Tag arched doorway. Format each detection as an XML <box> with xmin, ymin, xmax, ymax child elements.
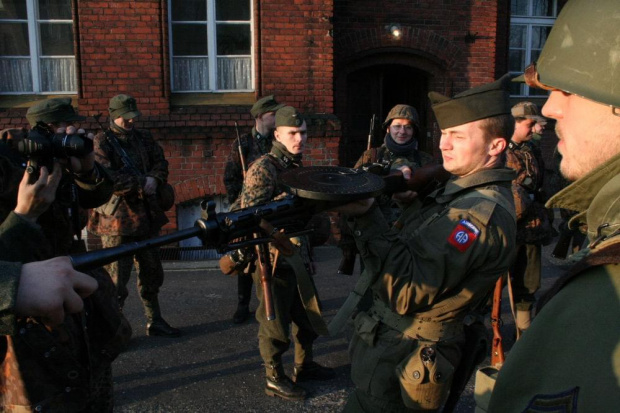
<box><xmin>341</xmin><ymin>64</ymin><xmax>431</xmax><ymax>166</ymax></box>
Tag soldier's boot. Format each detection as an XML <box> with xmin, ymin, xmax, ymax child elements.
<box><xmin>232</xmin><ymin>275</ymin><xmax>253</xmax><ymax>324</ymax></box>
<box><xmin>292</xmin><ymin>361</ymin><xmax>336</xmax><ymax>383</ymax></box>
<box><xmin>516</xmin><ymin>309</ymin><xmax>532</xmax><ymax>339</ymax></box>
<box><xmin>144</xmin><ymin>295</ymin><xmax>182</xmax><ymax>338</ymax></box>
<box><xmin>264</xmin><ymin>363</ymin><xmax>306</xmax><ymax>401</ymax></box>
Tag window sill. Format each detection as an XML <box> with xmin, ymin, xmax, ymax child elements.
<box><xmin>170</xmin><ymin>92</ymin><xmax>255</xmax><ymax>107</ymax></box>
<box><xmin>0</xmin><ymin>94</ymin><xmax>78</xmax><ymax>110</ymax></box>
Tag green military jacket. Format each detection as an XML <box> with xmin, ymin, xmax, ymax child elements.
<box><xmin>351</xmin><ymin>167</ymin><xmax>517</xmax><ymax>321</ymax></box>
<box><xmin>488</xmin><ymin>152</ymin><xmax>620</xmax><ymax>412</ymax></box>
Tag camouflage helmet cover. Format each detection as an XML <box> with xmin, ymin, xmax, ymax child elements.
<box><xmin>382</xmin><ymin>104</ymin><xmax>420</xmax><ymax>129</ymax></box>
<box><xmin>535</xmin><ymin>0</ymin><xmax>619</xmax><ymax>107</ymax></box>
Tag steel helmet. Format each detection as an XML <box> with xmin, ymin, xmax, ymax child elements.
<box><xmin>382</xmin><ymin>104</ymin><xmax>420</xmax><ymax>129</ymax></box>
<box><xmin>526</xmin><ymin>0</ymin><xmax>619</xmax><ymax>108</ymax></box>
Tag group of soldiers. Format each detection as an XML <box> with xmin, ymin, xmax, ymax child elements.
<box><xmin>0</xmin><ymin>0</ymin><xmax>618</xmax><ymax>411</ymax></box>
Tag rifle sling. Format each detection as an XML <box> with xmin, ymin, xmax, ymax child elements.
<box><xmin>282</xmin><ymin>253</ymin><xmax>329</xmax><ymax>336</ymax></box>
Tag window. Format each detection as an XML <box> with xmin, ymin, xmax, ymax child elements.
<box><xmin>510</xmin><ymin>0</ymin><xmax>558</xmax><ymax>97</ymax></box>
<box><xmin>0</xmin><ymin>0</ymin><xmax>76</xmax><ymax>94</ymax></box>
<box><xmin>169</xmin><ymin>0</ymin><xmax>253</xmax><ymax>93</ymax></box>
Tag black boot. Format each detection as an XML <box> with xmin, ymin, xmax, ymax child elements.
<box><xmin>264</xmin><ymin>364</ymin><xmax>306</xmax><ymax>401</ymax></box>
<box><xmin>147</xmin><ymin>318</ymin><xmax>182</xmax><ymax>337</ymax></box>
<box><xmin>292</xmin><ymin>361</ymin><xmax>336</xmax><ymax>383</ymax></box>
<box><xmin>233</xmin><ymin>303</ymin><xmax>251</xmax><ymax>324</ymax></box>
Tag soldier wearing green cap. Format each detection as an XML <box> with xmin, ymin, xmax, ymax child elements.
<box><xmin>488</xmin><ymin>0</ymin><xmax>620</xmax><ymax>411</ymax></box>
<box><xmin>88</xmin><ymin>94</ymin><xmax>180</xmax><ymax>338</ymax></box>
<box><xmin>506</xmin><ymin>101</ymin><xmax>555</xmax><ymax>336</ymax></box>
<box><xmin>336</xmin><ymin>75</ymin><xmax>517</xmax><ymax>412</ymax></box>
<box><xmin>222</xmin><ymin>95</ymin><xmax>284</xmax><ymax>324</ymax></box>
<box><xmin>237</xmin><ymin>106</ymin><xmax>335</xmax><ymax>401</ymax></box>
<box><xmin>0</xmin><ymin>98</ymin><xmax>129</xmax><ymax>411</ymax></box>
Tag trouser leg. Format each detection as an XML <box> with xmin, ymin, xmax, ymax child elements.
<box><xmin>101</xmin><ymin>235</ymin><xmax>134</xmax><ymax>308</ymax></box>
<box><xmin>133</xmin><ymin>240</ymin><xmax>165</xmax><ymax>322</ymax></box>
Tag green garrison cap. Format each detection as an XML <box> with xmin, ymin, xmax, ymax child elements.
<box><xmin>26</xmin><ymin>98</ymin><xmax>86</xmax><ymax>127</ymax></box>
<box><xmin>535</xmin><ymin>0</ymin><xmax>619</xmax><ymax>107</ymax></box>
<box><xmin>109</xmin><ymin>94</ymin><xmax>142</xmax><ymax>120</ymax></box>
<box><xmin>250</xmin><ymin>95</ymin><xmax>285</xmax><ymax>118</ymax></box>
<box><xmin>382</xmin><ymin>104</ymin><xmax>420</xmax><ymax>129</ymax></box>
<box><xmin>275</xmin><ymin>106</ymin><xmax>305</xmax><ymax>128</ymax></box>
<box><xmin>429</xmin><ymin>74</ymin><xmax>512</xmax><ymax>129</ymax></box>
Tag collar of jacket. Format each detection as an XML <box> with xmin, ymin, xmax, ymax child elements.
<box><xmin>252</xmin><ymin>127</ymin><xmax>273</xmax><ymax>154</ymax></box>
<box><xmin>270</xmin><ymin>140</ymin><xmax>302</xmax><ymax>169</ymax></box>
<box><xmin>547</xmin><ymin>151</ymin><xmax>620</xmax><ymax>241</ymax></box>
<box><xmin>109</xmin><ymin>122</ymin><xmax>134</xmax><ymax>141</ymax></box>
<box><xmin>432</xmin><ymin>167</ymin><xmax>516</xmax><ymax>204</ymax></box>
<box><xmin>508</xmin><ymin>140</ymin><xmax>529</xmax><ymax>151</ymax></box>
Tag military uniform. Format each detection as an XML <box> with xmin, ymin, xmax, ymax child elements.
<box><xmin>0</xmin><ymin>98</ymin><xmax>130</xmax><ymax>412</ymax></box>
<box><xmin>506</xmin><ymin>139</ymin><xmax>553</xmax><ymax>315</ymax></box>
<box><xmin>239</xmin><ymin>106</ymin><xmax>333</xmax><ymax>400</ymax></box>
<box><xmin>487</xmin><ymin>1</ymin><xmax>619</xmax><ymax>410</ymax></box>
<box><xmin>488</xmin><ymin>152</ymin><xmax>620</xmax><ymax>412</ymax></box>
<box><xmin>88</xmin><ymin>94</ymin><xmax>178</xmax><ymax>337</ymax></box>
<box><xmin>223</xmin><ymin>95</ymin><xmax>284</xmax><ymax>324</ymax></box>
<box><xmin>343</xmin><ymin>76</ymin><xmax>517</xmax><ymax>412</ymax></box>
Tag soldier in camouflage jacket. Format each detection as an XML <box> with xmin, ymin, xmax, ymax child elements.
<box><xmin>238</xmin><ymin>106</ymin><xmax>335</xmax><ymax>401</ymax></box>
<box><xmin>88</xmin><ymin>94</ymin><xmax>180</xmax><ymax>338</ymax></box>
<box><xmin>223</xmin><ymin>95</ymin><xmax>283</xmax><ymax>324</ymax></box>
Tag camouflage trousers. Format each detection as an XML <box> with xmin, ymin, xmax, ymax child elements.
<box><xmin>252</xmin><ymin>266</ymin><xmax>317</xmax><ymax>376</ymax></box>
<box><xmin>101</xmin><ymin>234</ymin><xmax>164</xmax><ymax>321</ymax></box>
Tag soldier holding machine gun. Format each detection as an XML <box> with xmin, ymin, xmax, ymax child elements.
<box><xmin>88</xmin><ymin>94</ymin><xmax>180</xmax><ymax>338</ymax></box>
<box><xmin>222</xmin><ymin>95</ymin><xmax>284</xmax><ymax>324</ymax></box>
<box><xmin>237</xmin><ymin>106</ymin><xmax>335</xmax><ymax>401</ymax></box>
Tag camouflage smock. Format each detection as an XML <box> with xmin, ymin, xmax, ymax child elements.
<box><xmin>223</xmin><ymin>127</ymin><xmax>274</xmax><ymax>204</ymax></box>
<box><xmin>88</xmin><ymin>124</ymin><xmax>169</xmax><ymax>237</ymax></box>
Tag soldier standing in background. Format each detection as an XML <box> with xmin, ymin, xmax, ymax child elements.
<box><xmin>223</xmin><ymin>95</ymin><xmax>284</xmax><ymax>324</ymax></box>
<box><xmin>506</xmin><ymin>102</ymin><xmax>555</xmax><ymax>335</ymax></box>
<box><xmin>88</xmin><ymin>94</ymin><xmax>180</xmax><ymax>338</ymax></box>
<box><xmin>338</xmin><ymin>104</ymin><xmax>434</xmax><ymax>275</ymax></box>
<box><xmin>489</xmin><ymin>0</ymin><xmax>620</xmax><ymax>410</ymax></box>
<box><xmin>337</xmin><ymin>76</ymin><xmax>517</xmax><ymax>412</ymax></box>
<box><xmin>239</xmin><ymin>106</ymin><xmax>335</xmax><ymax>401</ymax></box>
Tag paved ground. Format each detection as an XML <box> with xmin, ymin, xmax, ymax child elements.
<box><xmin>112</xmin><ymin>244</ymin><xmax>567</xmax><ymax>412</ymax></box>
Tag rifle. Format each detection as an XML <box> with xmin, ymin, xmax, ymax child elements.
<box><xmin>234</xmin><ymin>121</ymin><xmax>276</xmax><ymax>321</ymax></box>
<box><xmin>366</xmin><ymin>114</ymin><xmax>376</xmax><ymax>151</ymax></box>
<box><xmin>490</xmin><ymin>277</ymin><xmax>505</xmax><ymax>367</ymax></box>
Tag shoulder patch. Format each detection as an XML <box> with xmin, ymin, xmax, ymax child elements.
<box><xmin>523</xmin><ymin>386</ymin><xmax>579</xmax><ymax>412</ymax></box>
<box><xmin>448</xmin><ymin>219</ymin><xmax>480</xmax><ymax>252</ymax></box>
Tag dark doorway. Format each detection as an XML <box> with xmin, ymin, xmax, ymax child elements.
<box><xmin>343</xmin><ymin>64</ymin><xmax>430</xmax><ymax>166</ymax></box>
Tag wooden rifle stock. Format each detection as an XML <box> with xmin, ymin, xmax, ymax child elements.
<box><xmin>490</xmin><ymin>277</ymin><xmax>505</xmax><ymax>367</ymax></box>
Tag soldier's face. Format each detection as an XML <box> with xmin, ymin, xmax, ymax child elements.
<box><xmin>512</xmin><ymin>118</ymin><xmax>536</xmax><ymax>143</ymax></box>
<box><xmin>114</xmin><ymin>116</ymin><xmax>135</xmax><ymax>130</ymax></box>
<box><xmin>439</xmin><ymin>120</ymin><xmax>504</xmax><ymax>177</ymax></box>
<box><xmin>258</xmin><ymin>111</ymin><xmax>277</xmax><ymax>131</ymax></box>
<box><xmin>543</xmin><ymin>91</ymin><xmax>620</xmax><ymax>181</ymax></box>
<box><xmin>388</xmin><ymin>119</ymin><xmax>415</xmax><ymax>144</ymax></box>
<box><xmin>274</xmin><ymin>122</ymin><xmax>308</xmax><ymax>155</ymax></box>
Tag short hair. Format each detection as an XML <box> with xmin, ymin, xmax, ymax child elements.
<box><xmin>479</xmin><ymin>114</ymin><xmax>514</xmax><ymax>144</ymax></box>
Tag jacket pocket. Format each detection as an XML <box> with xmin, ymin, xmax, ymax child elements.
<box><xmin>396</xmin><ymin>342</ymin><xmax>457</xmax><ymax>410</ymax></box>
<box><xmin>348</xmin><ymin>311</ymin><xmax>380</xmax><ymax>391</ymax></box>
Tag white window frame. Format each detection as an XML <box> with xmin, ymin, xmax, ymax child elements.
<box><xmin>0</xmin><ymin>0</ymin><xmax>76</xmax><ymax>94</ymax></box>
<box><xmin>168</xmin><ymin>0</ymin><xmax>254</xmax><ymax>93</ymax></box>
<box><xmin>510</xmin><ymin>0</ymin><xmax>558</xmax><ymax>97</ymax></box>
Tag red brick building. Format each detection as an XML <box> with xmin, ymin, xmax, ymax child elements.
<box><xmin>0</xmin><ymin>0</ymin><xmax>565</xmax><ymax>241</ymax></box>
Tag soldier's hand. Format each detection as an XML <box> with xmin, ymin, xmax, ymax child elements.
<box><xmin>14</xmin><ymin>162</ymin><xmax>62</xmax><ymax>223</ymax></box>
<box><xmin>392</xmin><ymin>165</ymin><xmax>418</xmax><ymax>205</ymax></box>
<box><xmin>61</xmin><ymin>126</ymin><xmax>96</xmax><ymax>174</ymax></box>
<box><xmin>17</xmin><ymin>256</ymin><xmax>98</xmax><ymax>327</ymax></box>
<box><xmin>143</xmin><ymin>176</ymin><xmax>158</xmax><ymax>196</ymax></box>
